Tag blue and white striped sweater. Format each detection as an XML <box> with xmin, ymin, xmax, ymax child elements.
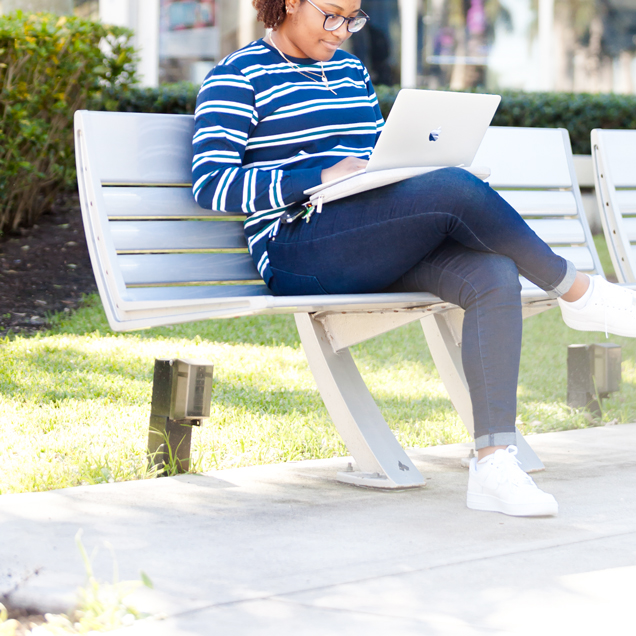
<box><xmin>192</xmin><ymin>39</ymin><xmax>384</xmax><ymax>285</ymax></box>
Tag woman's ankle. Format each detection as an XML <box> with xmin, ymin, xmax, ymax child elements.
<box><xmin>477</xmin><ymin>445</ymin><xmax>507</xmax><ymax>461</ymax></box>
<box><xmin>560</xmin><ymin>272</ymin><xmax>590</xmax><ymax>303</ymax></box>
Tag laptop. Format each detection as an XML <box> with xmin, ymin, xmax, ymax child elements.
<box><xmin>305</xmin><ymin>88</ymin><xmax>501</xmax><ymax>198</ymax></box>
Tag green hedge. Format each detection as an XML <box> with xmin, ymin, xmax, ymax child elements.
<box><xmin>98</xmin><ymin>82</ymin><xmax>636</xmax><ymax>156</ymax></box>
<box><xmin>491</xmin><ymin>90</ymin><xmax>636</xmax><ymax>156</ymax></box>
<box><xmin>495</xmin><ymin>92</ymin><xmax>636</xmax><ymax>155</ymax></box>
<box><xmin>376</xmin><ymin>86</ymin><xmax>636</xmax><ymax>156</ymax></box>
<box><xmin>0</xmin><ymin>11</ymin><xmax>136</xmax><ymax>232</ymax></box>
<box><xmin>97</xmin><ymin>82</ymin><xmax>198</xmax><ymax>115</ymax></box>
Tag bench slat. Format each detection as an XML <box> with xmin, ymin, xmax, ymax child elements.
<box><xmin>109</xmin><ymin>218</ymin><xmax>584</xmax><ymax>253</ymax></box>
<box><xmin>525</xmin><ymin>219</ymin><xmax>585</xmax><ymax>244</ymax></box>
<box><xmin>87</xmin><ymin>112</ymin><xmax>194</xmax><ymax>185</ymax></box>
<box><xmin>103</xmin><ymin>186</ymin><xmax>234</xmax><ymax>219</ymax></box>
<box><xmin>119</xmin><ymin>253</ymin><xmax>260</xmax><ymax>285</ymax></box>
<box><xmin>126</xmin><ymin>278</ymin><xmax>569</xmax><ymax>299</ymax></box>
<box><xmin>616</xmin><ymin>190</ymin><xmax>636</xmax><ymax>215</ymax></box>
<box><xmin>622</xmin><ymin>217</ymin><xmax>636</xmax><ymax>242</ymax></box>
<box><xmin>551</xmin><ymin>246</ymin><xmax>594</xmax><ymax>271</ymax></box>
<box><xmin>475</xmin><ymin>127</ymin><xmax>572</xmax><ymax>188</ymax></box>
<box><xmin>595</xmin><ymin>130</ymin><xmax>636</xmax><ymax>187</ymax></box>
<box><xmin>105</xmin><ymin>185</ymin><xmax>581</xmax><ymax>220</ymax></box>
<box><xmin>111</xmin><ymin>220</ymin><xmax>247</xmax><ymax>252</ymax></box>
<box><xmin>496</xmin><ymin>190</ymin><xmax>578</xmax><ymax>216</ymax></box>
<box><xmin>123</xmin><ymin>284</ymin><xmax>270</xmax><ymax>302</ymax></box>
<box><xmin>116</xmin><ymin>246</ymin><xmax>593</xmax><ymax>288</ymax></box>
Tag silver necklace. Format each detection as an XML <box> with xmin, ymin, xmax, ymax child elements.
<box><xmin>268</xmin><ymin>33</ymin><xmax>336</xmax><ymax>94</ymax></box>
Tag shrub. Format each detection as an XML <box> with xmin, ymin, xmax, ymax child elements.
<box><xmin>0</xmin><ymin>11</ymin><xmax>137</xmax><ymax>232</ymax></box>
<box><xmin>97</xmin><ymin>81</ymin><xmax>198</xmax><ymax>115</ymax></box>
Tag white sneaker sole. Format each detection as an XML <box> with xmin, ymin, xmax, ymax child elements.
<box><xmin>467</xmin><ymin>493</ymin><xmax>558</xmax><ymax>517</ymax></box>
<box><xmin>561</xmin><ymin>313</ymin><xmax>636</xmax><ymax>338</ymax></box>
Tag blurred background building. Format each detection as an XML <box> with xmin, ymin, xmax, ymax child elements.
<box><xmin>72</xmin><ymin>0</ymin><xmax>265</xmax><ymax>86</ymax></box>
<box><xmin>2</xmin><ymin>0</ymin><xmax>635</xmax><ymax>93</ymax></box>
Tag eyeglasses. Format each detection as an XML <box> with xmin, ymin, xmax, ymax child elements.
<box><xmin>305</xmin><ymin>0</ymin><xmax>370</xmax><ymax>33</ymax></box>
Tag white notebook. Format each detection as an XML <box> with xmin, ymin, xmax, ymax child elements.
<box><xmin>304</xmin><ymin>88</ymin><xmax>500</xmax><ymax>206</ymax></box>
<box><xmin>306</xmin><ymin>165</ymin><xmax>490</xmax><ymax>206</ymax></box>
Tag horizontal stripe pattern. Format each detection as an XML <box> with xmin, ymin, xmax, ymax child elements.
<box><xmin>192</xmin><ymin>39</ymin><xmax>384</xmax><ymax>286</ymax></box>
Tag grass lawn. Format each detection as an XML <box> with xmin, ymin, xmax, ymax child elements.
<box><xmin>2</xmin><ymin>236</ymin><xmax>635</xmax><ymax>495</ymax></box>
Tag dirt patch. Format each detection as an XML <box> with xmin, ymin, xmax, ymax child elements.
<box><xmin>1</xmin><ymin>601</ymin><xmax>46</xmax><ymax>635</ymax></box>
<box><xmin>0</xmin><ymin>194</ymin><xmax>97</xmax><ymax>337</ymax></box>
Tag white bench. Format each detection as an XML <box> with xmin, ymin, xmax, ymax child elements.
<box><xmin>591</xmin><ymin>129</ymin><xmax>636</xmax><ymax>283</ymax></box>
<box><xmin>74</xmin><ymin>111</ymin><xmax>603</xmax><ymax>488</ymax></box>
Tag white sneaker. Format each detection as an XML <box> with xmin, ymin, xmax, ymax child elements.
<box><xmin>467</xmin><ymin>446</ymin><xmax>558</xmax><ymax>517</ymax></box>
<box><xmin>558</xmin><ymin>275</ymin><xmax>636</xmax><ymax>337</ymax></box>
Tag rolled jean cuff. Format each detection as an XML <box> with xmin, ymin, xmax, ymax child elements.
<box><xmin>474</xmin><ymin>431</ymin><xmax>518</xmax><ymax>450</ymax></box>
<box><xmin>547</xmin><ymin>259</ymin><xmax>577</xmax><ymax>299</ymax></box>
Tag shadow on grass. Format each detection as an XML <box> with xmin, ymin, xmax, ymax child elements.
<box><xmin>49</xmin><ymin>295</ymin><xmax>304</xmax><ymax>348</ymax></box>
<box><xmin>49</xmin><ymin>295</ymin><xmax>442</xmax><ymax>371</ymax></box>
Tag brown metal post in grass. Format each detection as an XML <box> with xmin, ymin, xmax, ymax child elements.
<box><xmin>567</xmin><ymin>344</ymin><xmax>621</xmax><ymax>418</ymax></box>
<box><xmin>147</xmin><ymin>358</ymin><xmax>214</xmax><ymax>474</ymax></box>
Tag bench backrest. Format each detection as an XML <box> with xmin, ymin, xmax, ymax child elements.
<box><xmin>474</xmin><ymin>126</ymin><xmax>602</xmax><ymax>288</ymax></box>
<box><xmin>591</xmin><ymin>129</ymin><xmax>636</xmax><ymax>283</ymax></box>
<box><xmin>75</xmin><ymin>111</ymin><xmax>267</xmax><ymax>302</ymax></box>
<box><xmin>75</xmin><ymin>111</ymin><xmax>602</xmax><ymax>330</ymax></box>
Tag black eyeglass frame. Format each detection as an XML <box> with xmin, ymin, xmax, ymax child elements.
<box><xmin>305</xmin><ymin>0</ymin><xmax>370</xmax><ymax>33</ymax></box>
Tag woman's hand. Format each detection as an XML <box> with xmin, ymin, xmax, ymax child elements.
<box><xmin>321</xmin><ymin>157</ymin><xmax>369</xmax><ymax>184</ymax></box>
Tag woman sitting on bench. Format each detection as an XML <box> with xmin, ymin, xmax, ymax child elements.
<box><xmin>192</xmin><ymin>0</ymin><xmax>636</xmax><ymax>517</ymax></box>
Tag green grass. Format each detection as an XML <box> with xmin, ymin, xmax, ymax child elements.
<box><xmin>2</xmin><ymin>235</ymin><xmax>635</xmax><ymax>495</ymax></box>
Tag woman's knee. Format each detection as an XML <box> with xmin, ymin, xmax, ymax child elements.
<box><xmin>411</xmin><ymin>166</ymin><xmax>485</xmax><ymax>193</ymax></box>
<box><xmin>458</xmin><ymin>254</ymin><xmax>521</xmax><ymax>307</ymax></box>
<box><xmin>478</xmin><ymin>255</ymin><xmax>521</xmax><ymax>293</ymax></box>
<box><xmin>416</xmin><ymin>167</ymin><xmax>493</xmax><ymax>214</ymax></box>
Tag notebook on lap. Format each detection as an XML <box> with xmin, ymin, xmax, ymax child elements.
<box><xmin>304</xmin><ymin>88</ymin><xmax>501</xmax><ymax>205</ymax></box>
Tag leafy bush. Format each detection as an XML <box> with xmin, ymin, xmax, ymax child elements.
<box><xmin>97</xmin><ymin>81</ymin><xmax>198</xmax><ymax>115</ymax></box>
<box><xmin>0</xmin><ymin>11</ymin><xmax>137</xmax><ymax>232</ymax></box>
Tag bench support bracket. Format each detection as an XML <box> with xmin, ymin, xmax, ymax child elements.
<box><xmin>295</xmin><ymin>312</ymin><xmax>425</xmax><ymax>489</ymax></box>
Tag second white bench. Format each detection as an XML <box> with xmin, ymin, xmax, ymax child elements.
<box><xmin>591</xmin><ymin>128</ymin><xmax>636</xmax><ymax>283</ymax></box>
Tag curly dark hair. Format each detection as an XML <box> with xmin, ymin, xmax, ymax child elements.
<box><xmin>253</xmin><ymin>0</ymin><xmax>300</xmax><ymax>29</ymax></box>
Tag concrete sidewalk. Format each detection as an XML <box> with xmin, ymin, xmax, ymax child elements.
<box><xmin>2</xmin><ymin>424</ymin><xmax>636</xmax><ymax>635</ymax></box>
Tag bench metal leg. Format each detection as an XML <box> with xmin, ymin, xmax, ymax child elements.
<box><xmin>295</xmin><ymin>312</ymin><xmax>425</xmax><ymax>489</ymax></box>
<box><xmin>420</xmin><ymin>310</ymin><xmax>544</xmax><ymax>473</ymax></box>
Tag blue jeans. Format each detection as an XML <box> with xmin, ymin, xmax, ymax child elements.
<box><xmin>266</xmin><ymin>168</ymin><xmax>576</xmax><ymax>448</ymax></box>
